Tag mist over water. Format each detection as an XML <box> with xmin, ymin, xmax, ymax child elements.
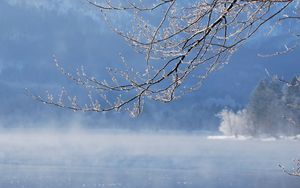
<box><xmin>0</xmin><ymin>0</ymin><xmax>299</xmax><ymax>187</ymax></box>
<box><xmin>0</xmin><ymin>129</ymin><xmax>299</xmax><ymax>188</ymax></box>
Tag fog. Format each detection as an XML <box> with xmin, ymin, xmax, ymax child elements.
<box><xmin>0</xmin><ymin>129</ymin><xmax>299</xmax><ymax>188</ymax></box>
<box><xmin>0</xmin><ymin>1</ymin><xmax>300</xmax><ymax>187</ymax></box>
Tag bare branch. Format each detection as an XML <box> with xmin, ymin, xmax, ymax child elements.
<box><xmin>30</xmin><ymin>0</ymin><xmax>296</xmax><ymax>116</ymax></box>
<box><xmin>279</xmin><ymin>159</ymin><xmax>300</xmax><ymax>177</ymax></box>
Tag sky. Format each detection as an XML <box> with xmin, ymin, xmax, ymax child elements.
<box><xmin>0</xmin><ymin>0</ymin><xmax>299</xmax><ymax>131</ymax></box>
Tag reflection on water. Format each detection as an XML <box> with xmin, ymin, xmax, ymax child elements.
<box><xmin>0</xmin><ymin>130</ymin><xmax>299</xmax><ymax>188</ymax></box>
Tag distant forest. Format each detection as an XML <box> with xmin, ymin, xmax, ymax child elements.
<box><xmin>219</xmin><ymin>76</ymin><xmax>300</xmax><ymax>137</ymax></box>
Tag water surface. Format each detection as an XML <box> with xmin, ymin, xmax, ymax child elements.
<box><xmin>0</xmin><ymin>131</ymin><xmax>299</xmax><ymax>188</ymax></box>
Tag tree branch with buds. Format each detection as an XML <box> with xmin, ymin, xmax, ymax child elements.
<box><xmin>29</xmin><ymin>0</ymin><xmax>295</xmax><ymax>117</ymax></box>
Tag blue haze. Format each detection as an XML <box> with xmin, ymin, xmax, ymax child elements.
<box><xmin>0</xmin><ymin>0</ymin><xmax>299</xmax><ymax>130</ymax></box>
<box><xmin>0</xmin><ymin>1</ymin><xmax>300</xmax><ymax>188</ymax></box>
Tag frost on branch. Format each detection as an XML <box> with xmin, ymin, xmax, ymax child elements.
<box><xmin>258</xmin><ymin>1</ymin><xmax>300</xmax><ymax>57</ymax></box>
<box><xmin>279</xmin><ymin>159</ymin><xmax>300</xmax><ymax>177</ymax></box>
<box><xmin>30</xmin><ymin>0</ymin><xmax>294</xmax><ymax>116</ymax></box>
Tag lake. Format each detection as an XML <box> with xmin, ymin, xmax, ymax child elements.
<box><xmin>0</xmin><ymin>130</ymin><xmax>299</xmax><ymax>188</ymax></box>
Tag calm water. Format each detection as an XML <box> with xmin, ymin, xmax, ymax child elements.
<box><xmin>0</xmin><ymin>131</ymin><xmax>299</xmax><ymax>188</ymax></box>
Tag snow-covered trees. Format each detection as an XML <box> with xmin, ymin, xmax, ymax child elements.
<box><xmin>247</xmin><ymin>78</ymin><xmax>287</xmax><ymax>135</ymax></box>
<box><xmin>29</xmin><ymin>0</ymin><xmax>296</xmax><ymax>116</ymax></box>
<box><xmin>284</xmin><ymin>77</ymin><xmax>300</xmax><ymax>125</ymax></box>
<box><xmin>218</xmin><ymin>109</ymin><xmax>253</xmax><ymax>136</ymax></box>
<box><xmin>219</xmin><ymin>76</ymin><xmax>300</xmax><ymax>137</ymax></box>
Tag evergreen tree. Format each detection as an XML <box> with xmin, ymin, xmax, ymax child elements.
<box><xmin>246</xmin><ymin>78</ymin><xmax>285</xmax><ymax>136</ymax></box>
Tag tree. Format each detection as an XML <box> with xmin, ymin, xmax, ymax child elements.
<box><xmin>278</xmin><ymin>76</ymin><xmax>300</xmax><ymax>178</ymax></box>
<box><xmin>246</xmin><ymin>78</ymin><xmax>286</xmax><ymax>136</ymax></box>
<box><xmin>218</xmin><ymin>76</ymin><xmax>300</xmax><ymax>137</ymax></box>
<box><xmin>283</xmin><ymin>76</ymin><xmax>300</xmax><ymax>125</ymax></box>
<box><xmin>28</xmin><ymin>0</ymin><xmax>295</xmax><ymax>117</ymax></box>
